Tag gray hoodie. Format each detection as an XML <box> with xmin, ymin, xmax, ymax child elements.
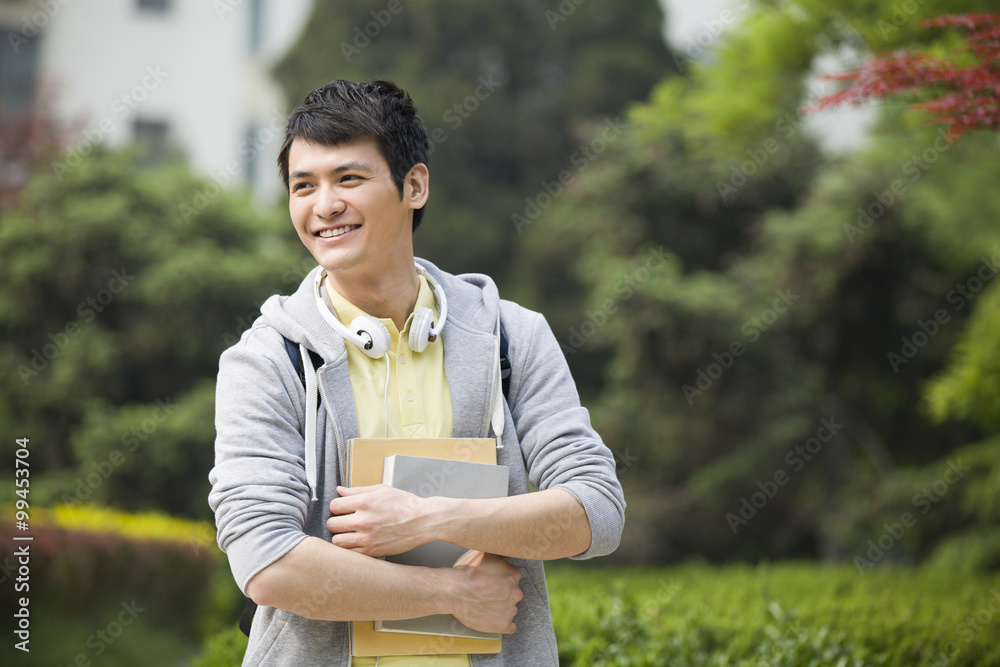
<box><xmin>209</xmin><ymin>258</ymin><xmax>625</xmax><ymax>666</ymax></box>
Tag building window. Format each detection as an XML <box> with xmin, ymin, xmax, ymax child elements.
<box><xmin>0</xmin><ymin>26</ymin><xmax>41</xmax><ymax>114</ymax></box>
<box><xmin>133</xmin><ymin>119</ymin><xmax>170</xmax><ymax>164</ymax></box>
<box><xmin>242</xmin><ymin>125</ymin><xmax>258</xmax><ymax>187</ymax></box>
<box><xmin>249</xmin><ymin>0</ymin><xmax>264</xmax><ymax>54</ymax></box>
<box><xmin>136</xmin><ymin>0</ymin><xmax>171</xmax><ymax>13</ymax></box>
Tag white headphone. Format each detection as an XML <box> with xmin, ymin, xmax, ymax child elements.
<box><xmin>313</xmin><ymin>264</ymin><xmax>448</xmax><ymax>358</ymax></box>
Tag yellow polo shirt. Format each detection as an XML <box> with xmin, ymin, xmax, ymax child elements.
<box><xmin>326</xmin><ymin>274</ymin><xmax>468</xmax><ymax>667</ymax></box>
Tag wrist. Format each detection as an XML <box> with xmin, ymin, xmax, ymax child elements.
<box><xmin>428</xmin><ymin>564</ymin><xmax>465</xmax><ymax>616</ymax></box>
<box><xmin>425</xmin><ymin>495</ymin><xmax>457</xmax><ymax>544</ymax></box>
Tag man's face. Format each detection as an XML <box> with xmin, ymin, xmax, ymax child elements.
<box><xmin>287</xmin><ymin>137</ymin><xmax>426</xmax><ymax>278</ymax></box>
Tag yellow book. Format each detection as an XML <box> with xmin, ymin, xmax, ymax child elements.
<box><xmin>346</xmin><ymin>438</ymin><xmax>504</xmax><ymax>658</ymax></box>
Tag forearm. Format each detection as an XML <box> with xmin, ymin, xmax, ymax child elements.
<box><xmin>430</xmin><ymin>488</ymin><xmax>591</xmax><ymax>560</ymax></box>
<box><xmin>246</xmin><ymin>536</ymin><xmax>454</xmax><ymax>621</ymax></box>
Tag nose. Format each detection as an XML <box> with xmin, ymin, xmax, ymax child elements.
<box><xmin>315</xmin><ymin>185</ymin><xmax>346</xmax><ymax>218</ymax></box>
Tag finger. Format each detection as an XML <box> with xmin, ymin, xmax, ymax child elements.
<box><xmin>336</xmin><ymin>484</ymin><xmax>383</xmax><ymax>496</ymax></box>
<box><xmin>327</xmin><ymin>516</ymin><xmax>358</xmax><ymax>534</ymax></box>
<box><xmin>453</xmin><ymin>549</ymin><xmax>484</xmax><ymax>567</ymax></box>
<box><xmin>328</xmin><ymin>499</ymin><xmax>358</xmax><ymax>515</ymax></box>
<box><xmin>329</xmin><ymin>532</ymin><xmax>359</xmax><ymax>549</ymax></box>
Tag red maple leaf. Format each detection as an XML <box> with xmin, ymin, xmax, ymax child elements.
<box><xmin>812</xmin><ymin>13</ymin><xmax>1000</xmax><ymax>138</ymax></box>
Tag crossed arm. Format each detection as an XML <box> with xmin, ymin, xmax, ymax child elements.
<box><xmin>245</xmin><ymin>486</ymin><xmax>591</xmax><ymax>633</ymax></box>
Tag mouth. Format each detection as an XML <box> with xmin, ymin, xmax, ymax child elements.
<box><xmin>315</xmin><ymin>224</ymin><xmax>361</xmax><ymax>239</ymax></box>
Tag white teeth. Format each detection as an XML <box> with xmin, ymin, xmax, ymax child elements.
<box><xmin>318</xmin><ymin>226</ymin><xmax>356</xmax><ymax>238</ymax></box>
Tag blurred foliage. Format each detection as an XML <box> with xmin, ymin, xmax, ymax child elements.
<box><xmin>508</xmin><ymin>0</ymin><xmax>1000</xmax><ymax>566</ymax></box>
<box><xmin>273</xmin><ymin>0</ymin><xmax>678</xmax><ymax>283</ymax></box>
<box><xmin>191</xmin><ymin>625</ymin><xmax>249</xmax><ymax>667</ymax></box>
<box><xmin>926</xmin><ymin>282</ymin><xmax>1000</xmax><ymax>430</ymax></box>
<box><xmin>0</xmin><ymin>504</ymin><xmax>241</xmax><ymax>666</ymax></box>
<box><xmin>0</xmin><ymin>147</ymin><xmax>307</xmax><ymax>517</ymax></box>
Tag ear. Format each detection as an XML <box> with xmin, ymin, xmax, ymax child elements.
<box><xmin>403</xmin><ymin>163</ymin><xmax>430</xmax><ymax>210</ymax></box>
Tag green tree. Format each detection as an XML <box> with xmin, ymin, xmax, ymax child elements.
<box><xmin>0</xmin><ymin>147</ymin><xmax>306</xmax><ymax>517</ymax></box>
<box><xmin>511</xmin><ymin>0</ymin><xmax>1000</xmax><ymax>564</ymax></box>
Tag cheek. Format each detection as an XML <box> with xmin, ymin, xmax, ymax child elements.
<box><xmin>289</xmin><ymin>204</ymin><xmax>308</xmax><ymax>231</ymax></box>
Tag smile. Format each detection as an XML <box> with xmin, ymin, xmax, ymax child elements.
<box><xmin>317</xmin><ymin>225</ymin><xmax>360</xmax><ymax>238</ymax></box>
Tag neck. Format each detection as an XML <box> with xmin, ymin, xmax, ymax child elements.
<box><xmin>326</xmin><ymin>263</ymin><xmax>420</xmax><ymax>331</ymax></box>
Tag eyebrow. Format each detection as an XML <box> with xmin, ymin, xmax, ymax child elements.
<box><xmin>289</xmin><ymin>160</ymin><xmax>378</xmax><ymax>180</ymax></box>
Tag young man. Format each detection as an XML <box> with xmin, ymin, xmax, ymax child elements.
<box><xmin>209</xmin><ymin>79</ymin><xmax>625</xmax><ymax>666</ymax></box>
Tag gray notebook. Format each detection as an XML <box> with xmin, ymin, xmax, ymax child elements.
<box><xmin>376</xmin><ymin>454</ymin><xmax>510</xmax><ymax>639</ymax></box>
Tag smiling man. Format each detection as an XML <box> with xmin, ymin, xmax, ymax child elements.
<box><xmin>209</xmin><ymin>79</ymin><xmax>625</xmax><ymax>666</ymax></box>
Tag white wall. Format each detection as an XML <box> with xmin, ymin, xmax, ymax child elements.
<box><xmin>12</xmin><ymin>0</ymin><xmax>311</xmax><ymax>203</ymax></box>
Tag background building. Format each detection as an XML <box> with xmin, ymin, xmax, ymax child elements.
<box><xmin>0</xmin><ymin>0</ymin><xmax>312</xmax><ymax>203</ymax></box>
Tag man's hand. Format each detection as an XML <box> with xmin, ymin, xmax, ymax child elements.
<box><xmin>448</xmin><ymin>550</ymin><xmax>523</xmax><ymax>634</ymax></box>
<box><xmin>327</xmin><ymin>484</ymin><xmax>437</xmax><ymax>557</ymax></box>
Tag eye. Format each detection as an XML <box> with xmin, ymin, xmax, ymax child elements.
<box><xmin>341</xmin><ymin>174</ymin><xmax>364</xmax><ymax>183</ymax></box>
<box><xmin>291</xmin><ymin>181</ymin><xmax>312</xmax><ymax>192</ymax></box>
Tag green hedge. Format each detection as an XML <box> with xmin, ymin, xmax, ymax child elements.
<box><xmin>194</xmin><ymin>561</ymin><xmax>1000</xmax><ymax>666</ymax></box>
<box><xmin>549</xmin><ymin>562</ymin><xmax>1000</xmax><ymax>666</ymax></box>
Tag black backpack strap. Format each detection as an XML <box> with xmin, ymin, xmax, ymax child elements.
<box><xmin>283</xmin><ymin>336</ymin><xmax>324</xmax><ymax>404</ymax></box>
<box><xmin>240</xmin><ymin>337</ymin><xmax>325</xmax><ymax>638</ymax></box>
<box><xmin>239</xmin><ymin>598</ymin><xmax>256</xmax><ymax>637</ymax></box>
<box><xmin>499</xmin><ymin>328</ymin><xmax>511</xmax><ymax>401</ymax></box>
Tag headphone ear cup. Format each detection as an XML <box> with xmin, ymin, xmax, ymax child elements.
<box><xmin>408</xmin><ymin>307</ymin><xmax>435</xmax><ymax>353</ymax></box>
<box><xmin>350</xmin><ymin>315</ymin><xmax>391</xmax><ymax>358</ymax></box>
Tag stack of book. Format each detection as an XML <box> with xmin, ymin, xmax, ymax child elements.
<box><xmin>345</xmin><ymin>438</ymin><xmax>510</xmax><ymax>658</ymax></box>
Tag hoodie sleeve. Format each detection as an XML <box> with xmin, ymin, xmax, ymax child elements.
<box><xmin>208</xmin><ymin>325</ymin><xmax>312</xmax><ymax>594</ymax></box>
<box><xmin>504</xmin><ymin>307</ymin><xmax>625</xmax><ymax>560</ymax></box>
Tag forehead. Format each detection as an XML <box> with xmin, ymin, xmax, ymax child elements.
<box><xmin>287</xmin><ymin>136</ymin><xmax>388</xmax><ymax>173</ymax></box>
